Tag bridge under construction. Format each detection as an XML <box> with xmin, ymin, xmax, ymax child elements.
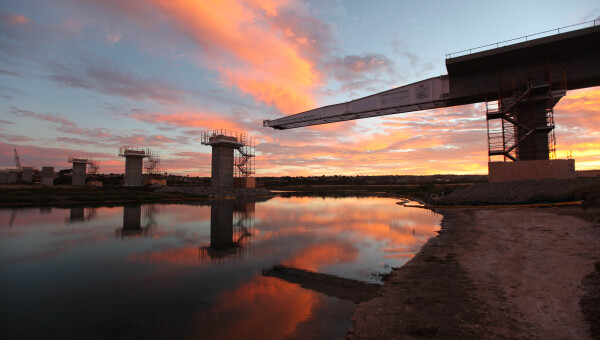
<box><xmin>264</xmin><ymin>22</ymin><xmax>600</xmax><ymax>181</ymax></box>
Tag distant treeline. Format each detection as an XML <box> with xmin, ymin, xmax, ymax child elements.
<box><xmin>52</xmin><ymin>172</ymin><xmax>487</xmax><ymax>187</ymax></box>
<box><xmin>258</xmin><ymin>174</ymin><xmax>487</xmax><ymax>187</ymax></box>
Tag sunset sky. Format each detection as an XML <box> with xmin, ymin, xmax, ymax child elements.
<box><xmin>1</xmin><ymin>0</ymin><xmax>599</xmax><ymax>176</ymax></box>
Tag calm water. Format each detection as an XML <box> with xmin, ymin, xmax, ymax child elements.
<box><xmin>0</xmin><ymin>196</ymin><xmax>441</xmax><ymax>339</ymax></box>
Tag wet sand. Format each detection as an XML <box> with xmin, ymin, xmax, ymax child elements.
<box><xmin>348</xmin><ymin>206</ymin><xmax>600</xmax><ymax>339</ymax></box>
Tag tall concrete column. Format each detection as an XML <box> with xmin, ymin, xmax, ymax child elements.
<box><xmin>124</xmin><ymin>155</ymin><xmax>145</xmax><ymax>186</ymax></box>
<box><xmin>72</xmin><ymin>162</ymin><xmax>88</xmax><ymax>186</ymax></box>
<box><xmin>211</xmin><ymin>144</ymin><xmax>235</xmax><ymax>188</ymax></box>
<box><xmin>514</xmin><ymin>99</ymin><xmax>551</xmax><ymax>161</ymax></box>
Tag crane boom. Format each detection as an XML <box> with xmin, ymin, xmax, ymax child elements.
<box><xmin>14</xmin><ymin>149</ymin><xmax>21</xmax><ymax>171</ymax></box>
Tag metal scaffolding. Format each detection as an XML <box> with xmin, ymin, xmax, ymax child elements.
<box><xmin>201</xmin><ymin>129</ymin><xmax>255</xmax><ymax>178</ymax></box>
<box><xmin>486</xmin><ymin>70</ymin><xmax>566</xmax><ymax>162</ymax></box>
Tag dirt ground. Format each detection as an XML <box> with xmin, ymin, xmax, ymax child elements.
<box><xmin>348</xmin><ymin>206</ymin><xmax>600</xmax><ymax>339</ymax></box>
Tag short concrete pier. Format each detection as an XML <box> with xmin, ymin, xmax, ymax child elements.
<box><xmin>119</xmin><ymin>147</ymin><xmax>149</xmax><ymax>187</ymax></box>
<box><xmin>41</xmin><ymin>167</ymin><xmax>54</xmax><ymax>186</ymax></box>
<box><xmin>68</xmin><ymin>157</ymin><xmax>92</xmax><ymax>186</ymax></box>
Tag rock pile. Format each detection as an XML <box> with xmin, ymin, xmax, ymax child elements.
<box><xmin>438</xmin><ymin>178</ymin><xmax>598</xmax><ymax>205</ymax></box>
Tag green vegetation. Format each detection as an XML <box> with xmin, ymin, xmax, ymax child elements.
<box><xmin>0</xmin><ymin>186</ymin><xmax>208</xmax><ymax>207</ymax></box>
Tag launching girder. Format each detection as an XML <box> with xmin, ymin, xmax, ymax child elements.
<box><xmin>264</xmin><ymin>76</ymin><xmax>450</xmax><ymax>129</ymax></box>
<box><xmin>264</xmin><ymin>24</ymin><xmax>600</xmax><ymax>130</ymax></box>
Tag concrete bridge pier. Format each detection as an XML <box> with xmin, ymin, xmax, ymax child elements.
<box><xmin>203</xmin><ymin>134</ymin><xmax>244</xmax><ymax>188</ymax></box>
<box><xmin>211</xmin><ymin>144</ymin><xmax>236</xmax><ymax>188</ymax></box>
<box><xmin>41</xmin><ymin>167</ymin><xmax>54</xmax><ymax>186</ymax></box>
<box><xmin>124</xmin><ymin>154</ymin><xmax>145</xmax><ymax>186</ymax></box>
<box><xmin>21</xmin><ymin>167</ymin><xmax>33</xmax><ymax>184</ymax></box>
<box><xmin>514</xmin><ymin>98</ymin><xmax>554</xmax><ymax>161</ymax></box>
<box><xmin>72</xmin><ymin>162</ymin><xmax>88</xmax><ymax>186</ymax></box>
<box><xmin>68</xmin><ymin>157</ymin><xmax>92</xmax><ymax>186</ymax></box>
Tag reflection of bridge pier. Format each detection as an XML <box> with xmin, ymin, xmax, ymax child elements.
<box><xmin>115</xmin><ymin>205</ymin><xmax>158</xmax><ymax>239</ymax></box>
<box><xmin>66</xmin><ymin>207</ymin><xmax>97</xmax><ymax>224</ymax></box>
<box><xmin>200</xmin><ymin>202</ymin><xmax>255</xmax><ymax>262</ymax></box>
<box><xmin>69</xmin><ymin>207</ymin><xmax>85</xmax><ymax>222</ymax></box>
<box><xmin>211</xmin><ymin>204</ymin><xmax>234</xmax><ymax>249</ymax></box>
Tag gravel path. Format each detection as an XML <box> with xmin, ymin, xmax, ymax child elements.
<box><xmin>349</xmin><ymin>206</ymin><xmax>600</xmax><ymax>339</ymax></box>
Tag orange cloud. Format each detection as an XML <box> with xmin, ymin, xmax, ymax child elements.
<box><xmin>194</xmin><ymin>276</ymin><xmax>319</xmax><ymax>339</ymax></box>
<box><xmin>151</xmin><ymin>0</ymin><xmax>321</xmax><ymax>113</ymax></box>
<box><xmin>132</xmin><ymin>111</ymin><xmax>246</xmax><ymax>132</ymax></box>
<box><xmin>282</xmin><ymin>242</ymin><xmax>358</xmax><ymax>271</ymax></box>
<box><xmin>126</xmin><ymin>246</ymin><xmax>205</xmax><ymax>266</ymax></box>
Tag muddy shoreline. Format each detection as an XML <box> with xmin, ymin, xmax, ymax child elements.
<box><xmin>348</xmin><ymin>206</ymin><xmax>600</xmax><ymax>339</ymax></box>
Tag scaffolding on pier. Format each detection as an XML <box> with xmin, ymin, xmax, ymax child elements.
<box><xmin>486</xmin><ymin>68</ymin><xmax>566</xmax><ymax>162</ymax></box>
<box><xmin>201</xmin><ymin>129</ymin><xmax>256</xmax><ymax>178</ymax></box>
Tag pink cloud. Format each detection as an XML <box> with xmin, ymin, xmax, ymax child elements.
<box><xmin>0</xmin><ymin>10</ymin><xmax>30</xmax><ymax>25</ymax></box>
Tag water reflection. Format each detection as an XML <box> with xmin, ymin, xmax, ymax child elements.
<box><xmin>114</xmin><ymin>205</ymin><xmax>163</xmax><ymax>239</ymax></box>
<box><xmin>0</xmin><ymin>196</ymin><xmax>440</xmax><ymax>339</ymax></box>
<box><xmin>69</xmin><ymin>207</ymin><xmax>84</xmax><ymax>222</ymax></box>
<box><xmin>66</xmin><ymin>207</ymin><xmax>97</xmax><ymax>224</ymax></box>
<box><xmin>200</xmin><ymin>202</ymin><xmax>255</xmax><ymax>262</ymax></box>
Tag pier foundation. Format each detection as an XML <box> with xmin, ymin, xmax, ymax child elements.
<box><xmin>488</xmin><ymin>159</ymin><xmax>575</xmax><ymax>182</ymax></box>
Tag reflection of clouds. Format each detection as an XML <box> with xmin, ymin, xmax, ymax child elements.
<box><xmin>193</xmin><ymin>276</ymin><xmax>320</xmax><ymax>340</ymax></box>
<box><xmin>554</xmin><ymin>87</ymin><xmax>600</xmax><ymax>169</ymax></box>
<box><xmin>2</xmin><ymin>235</ymin><xmax>107</xmax><ymax>265</ymax></box>
<box><xmin>282</xmin><ymin>242</ymin><xmax>358</xmax><ymax>271</ymax></box>
<box><xmin>125</xmin><ymin>246</ymin><xmax>206</xmax><ymax>266</ymax></box>
<box><xmin>254</xmin><ymin>197</ymin><xmax>440</xmax><ymax>271</ymax></box>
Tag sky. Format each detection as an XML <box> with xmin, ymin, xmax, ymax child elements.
<box><xmin>1</xmin><ymin>0</ymin><xmax>599</xmax><ymax>176</ymax></box>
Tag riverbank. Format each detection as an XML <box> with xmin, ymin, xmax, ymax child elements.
<box><xmin>0</xmin><ymin>185</ymin><xmax>273</xmax><ymax>207</ymax></box>
<box><xmin>348</xmin><ymin>205</ymin><xmax>600</xmax><ymax>339</ymax></box>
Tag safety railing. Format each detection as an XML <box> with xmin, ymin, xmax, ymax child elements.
<box><xmin>446</xmin><ymin>20</ymin><xmax>598</xmax><ymax>59</ymax></box>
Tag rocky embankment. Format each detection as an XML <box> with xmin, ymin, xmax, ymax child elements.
<box><xmin>437</xmin><ymin>178</ymin><xmax>599</xmax><ymax>205</ymax></box>
<box><xmin>349</xmin><ymin>206</ymin><xmax>600</xmax><ymax>339</ymax></box>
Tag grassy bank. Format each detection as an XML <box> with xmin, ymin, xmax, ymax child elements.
<box><xmin>0</xmin><ymin>186</ymin><xmax>209</xmax><ymax>207</ymax></box>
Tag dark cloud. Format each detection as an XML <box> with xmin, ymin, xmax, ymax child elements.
<box><xmin>44</xmin><ymin>60</ymin><xmax>190</xmax><ymax>104</ymax></box>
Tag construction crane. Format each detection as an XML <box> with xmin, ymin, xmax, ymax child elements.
<box><xmin>14</xmin><ymin>149</ymin><xmax>21</xmax><ymax>171</ymax></box>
